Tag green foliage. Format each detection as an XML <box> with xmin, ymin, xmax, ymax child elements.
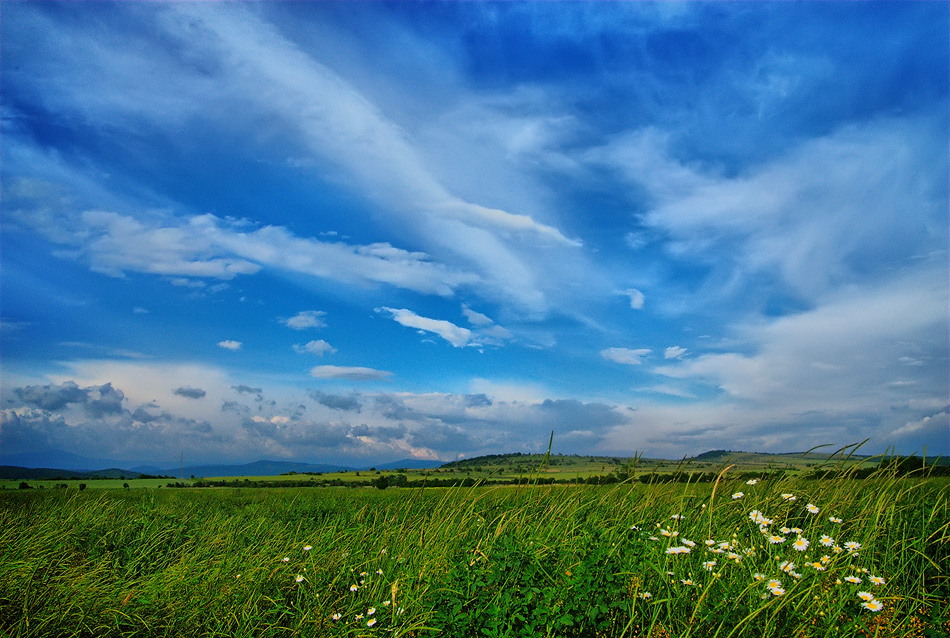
<box><xmin>431</xmin><ymin>528</ymin><xmax>634</xmax><ymax>637</ymax></box>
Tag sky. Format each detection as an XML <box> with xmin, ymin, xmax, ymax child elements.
<box><xmin>2</xmin><ymin>1</ymin><xmax>948</xmax><ymax>469</ymax></box>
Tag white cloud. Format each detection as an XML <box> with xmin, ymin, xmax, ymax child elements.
<box><xmin>664</xmin><ymin>346</ymin><xmax>687</xmax><ymax>360</ymax></box>
<box><xmin>9</xmin><ymin>192</ymin><xmax>478</xmax><ymax>297</ymax></box>
<box><xmin>378</xmin><ymin>307</ymin><xmax>472</xmax><ymax>348</ymax></box>
<box><xmin>462</xmin><ymin>305</ymin><xmax>495</xmax><ymax>326</ymax></box>
<box><xmin>622</xmin><ymin>288</ymin><xmax>645</xmax><ymax>310</ymax></box>
<box><xmin>310</xmin><ymin>365</ymin><xmax>393</xmax><ymax>381</ymax></box>
<box><xmin>293</xmin><ymin>340</ymin><xmax>336</xmax><ymax>356</ymax></box>
<box><xmin>601</xmin><ymin>347</ymin><xmax>651</xmax><ymax>366</ymax></box>
<box><xmin>282</xmin><ymin>310</ymin><xmax>326</xmax><ymax>330</ymax></box>
<box><xmin>217</xmin><ymin>340</ymin><xmax>242</xmax><ymax>350</ymax></box>
<box><xmin>460</xmin><ymin>304</ymin><xmax>513</xmax><ymax>345</ymax></box>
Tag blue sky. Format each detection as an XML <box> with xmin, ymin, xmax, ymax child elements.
<box><xmin>2</xmin><ymin>1</ymin><xmax>948</xmax><ymax>468</ymax></box>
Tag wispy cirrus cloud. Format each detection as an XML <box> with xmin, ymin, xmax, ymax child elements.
<box><xmin>6</xmin><ymin>186</ymin><xmax>479</xmax><ymax>297</ymax></box>
<box><xmin>593</xmin><ymin>116</ymin><xmax>948</xmax><ymax>311</ymax></box>
<box><xmin>3</xmin><ymin>3</ymin><xmax>591</xmax><ymax>316</ymax></box>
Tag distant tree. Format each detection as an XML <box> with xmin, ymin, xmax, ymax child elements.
<box><xmin>78</xmin><ymin>483</ymin><xmax>87</xmax><ymax>491</ymax></box>
<box><xmin>18</xmin><ymin>482</ymin><xmax>31</xmax><ymax>490</ymax></box>
<box><xmin>373</xmin><ymin>475</ymin><xmax>390</xmax><ymax>490</ymax></box>
<box><xmin>123</xmin><ymin>483</ymin><xmax>130</xmax><ymax>489</ymax></box>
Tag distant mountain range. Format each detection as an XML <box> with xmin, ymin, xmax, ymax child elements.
<box><xmin>3</xmin><ymin>448</ymin><xmax>944</xmax><ymax>481</ymax></box>
<box><xmin>0</xmin><ymin>449</ymin><xmax>444</xmax><ymax>480</ymax></box>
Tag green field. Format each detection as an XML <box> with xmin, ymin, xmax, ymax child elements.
<box><xmin>3</xmin><ymin>449</ymin><xmax>911</xmax><ymax>492</ymax></box>
<box><xmin>1</xmin><ymin>469</ymin><xmax>947</xmax><ymax>637</ymax></box>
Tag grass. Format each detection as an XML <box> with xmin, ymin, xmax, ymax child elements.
<box><xmin>0</xmin><ymin>470</ymin><xmax>947</xmax><ymax>637</ymax></box>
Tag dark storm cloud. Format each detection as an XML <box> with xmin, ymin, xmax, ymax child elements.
<box><xmin>0</xmin><ymin>409</ymin><xmax>68</xmax><ymax>454</ymax></box>
<box><xmin>310</xmin><ymin>390</ymin><xmax>362</xmax><ymax>412</ymax></box>
<box><xmin>351</xmin><ymin>422</ymin><xmax>407</xmax><ymax>442</ymax></box>
<box><xmin>84</xmin><ymin>383</ymin><xmax>125</xmax><ymax>418</ymax></box>
<box><xmin>221</xmin><ymin>400</ymin><xmax>248</xmax><ymax>415</ymax></box>
<box><xmin>373</xmin><ymin>394</ymin><xmax>419</xmax><ymax>421</ymax></box>
<box><xmin>173</xmin><ymin>386</ymin><xmax>207</xmax><ymax>399</ymax></box>
<box><xmin>14</xmin><ymin>381</ymin><xmax>88</xmax><ymax>411</ymax></box>
<box><xmin>410</xmin><ymin>423</ymin><xmax>475</xmax><ymax>451</ymax></box>
<box><xmin>537</xmin><ymin>399</ymin><xmax>626</xmax><ymax>433</ymax></box>
<box><xmin>464</xmin><ymin>393</ymin><xmax>493</xmax><ymax>408</ymax></box>
<box><xmin>131</xmin><ymin>406</ymin><xmax>160</xmax><ymax>423</ymax></box>
<box><xmin>240</xmin><ymin>416</ymin><xmax>354</xmax><ymax>449</ymax></box>
<box><xmin>14</xmin><ymin>381</ymin><xmax>126</xmax><ymax>418</ymax></box>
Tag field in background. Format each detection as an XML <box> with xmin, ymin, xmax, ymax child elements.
<box><xmin>2</xmin><ymin>449</ymin><xmax>908</xmax><ymax>491</ymax></box>
<box><xmin>2</xmin><ymin>467</ymin><xmax>947</xmax><ymax>637</ymax></box>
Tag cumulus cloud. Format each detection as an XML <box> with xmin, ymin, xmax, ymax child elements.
<box><xmin>310</xmin><ymin>365</ymin><xmax>393</xmax><ymax>381</ymax></box>
<box><xmin>293</xmin><ymin>340</ymin><xmax>336</xmax><ymax>356</ymax></box>
<box><xmin>378</xmin><ymin>307</ymin><xmax>472</xmax><ymax>348</ymax></box>
<box><xmin>282</xmin><ymin>310</ymin><xmax>326</xmax><ymax>330</ymax></box>
<box><xmin>173</xmin><ymin>386</ymin><xmax>206</xmax><ymax>399</ymax></box>
<box><xmin>231</xmin><ymin>385</ymin><xmax>262</xmax><ymax>396</ymax></box>
<box><xmin>601</xmin><ymin>347</ymin><xmax>651</xmax><ymax>366</ymax></box>
<box><xmin>217</xmin><ymin>340</ymin><xmax>242</xmax><ymax>350</ymax></box>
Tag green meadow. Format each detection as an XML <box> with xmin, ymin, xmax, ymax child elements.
<box><xmin>1</xmin><ymin>470</ymin><xmax>947</xmax><ymax>637</ymax></box>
